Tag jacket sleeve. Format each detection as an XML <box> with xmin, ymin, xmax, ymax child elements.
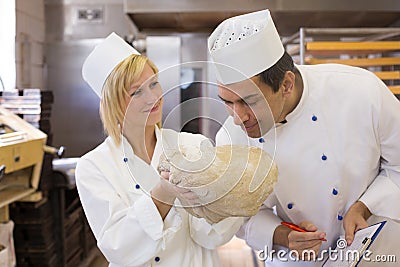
<box><xmin>76</xmin><ymin>157</ymin><xmax>182</xmax><ymax>266</ymax></box>
<box><xmin>189</xmin><ymin>216</ymin><xmax>244</xmax><ymax>249</ymax></box>
<box><xmin>236</xmin><ymin>204</ymin><xmax>281</xmax><ymax>251</ymax></box>
<box><xmin>359</xmin><ymin>82</ymin><xmax>400</xmax><ymax>220</ymax></box>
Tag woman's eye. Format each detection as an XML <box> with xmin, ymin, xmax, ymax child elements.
<box><xmin>149</xmin><ymin>81</ymin><xmax>159</xmax><ymax>88</ymax></box>
<box><xmin>131</xmin><ymin>89</ymin><xmax>142</xmax><ymax>97</ymax></box>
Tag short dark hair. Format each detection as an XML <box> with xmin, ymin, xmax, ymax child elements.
<box><xmin>257</xmin><ymin>51</ymin><xmax>295</xmax><ymax>93</ymax></box>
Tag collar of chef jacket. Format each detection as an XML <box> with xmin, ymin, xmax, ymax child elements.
<box><xmin>121</xmin><ymin>125</ymin><xmax>163</xmax><ymax>193</ymax></box>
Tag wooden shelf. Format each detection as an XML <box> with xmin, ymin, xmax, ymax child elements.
<box><xmin>374</xmin><ymin>71</ymin><xmax>400</xmax><ymax>80</ymax></box>
<box><xmin>0</xmin><ymin>187</ymin><xmax>36</xmax><ymax>208</ymax></box>
<box><xmin>305</xmin><ymin>57</ymin><xmax>400</xmax><ymax>67</ymax></box>
<box><xmin>287</xmin><ymin>28</ymin><xmax>400</xmax><ymax>96</ymax></box>
<box><xmin>389</xmin><ymin>86</ymin><xmax>400</xmax><ymax>95</ymax></box>
<box><xmin>306</xmin><ymin>41</ymin><xmax>400</xmax><ymax>54</ymax></box>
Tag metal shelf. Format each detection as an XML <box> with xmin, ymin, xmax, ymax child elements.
<box><xmin>285</xmin><ymin>27</ymin><xmax>400</xmax><ymax>95</ymax></box>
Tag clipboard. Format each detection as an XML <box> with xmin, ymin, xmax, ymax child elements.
<box><xmin>322</xmin><ymin>221</ymin><xmax>386</xmax><ymax>267</ymax></box>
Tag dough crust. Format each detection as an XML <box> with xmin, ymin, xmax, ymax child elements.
<box><xmin>159</xmin><ymin>144</ymin><xmax>278</xmax><ymax>223</ymax></box>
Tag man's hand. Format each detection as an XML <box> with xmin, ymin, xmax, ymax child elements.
<box><xmin>343</xmin><ymin>201</ymin><xmax>372</xmax><ymax>246</ymax></box>
<box><xmin>274</xmin><ymin>221</ymin><xmax>326</xmax><ymax>261</ymax></box>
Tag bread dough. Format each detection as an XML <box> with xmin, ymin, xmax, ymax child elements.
<box><xmin>158</xmin><ymin>143</ymin><xmax>278</xmax><ymax>223</ymax></box>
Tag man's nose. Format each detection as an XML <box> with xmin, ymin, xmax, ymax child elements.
<box><xmin>232</xmin><ymin>104</ymin><xmax>250</xmax><ymax>125</ymax></box>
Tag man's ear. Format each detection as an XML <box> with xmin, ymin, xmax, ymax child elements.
<box><xmin>281</xmin><ymin>71</ymin><xmax>295</xmax><ymax>97</ymax></box>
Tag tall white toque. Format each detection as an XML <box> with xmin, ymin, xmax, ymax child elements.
<box><xmin>208</xmin><ymin>9</ymin><xmax>284</xmax><ymax>85</ymax></box>
<box><xmin>82</xmin><ymin>32</ymin><xmax>140</xmax><ymax>98</ymax></box>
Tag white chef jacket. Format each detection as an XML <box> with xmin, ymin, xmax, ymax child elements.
<box><xmin>216</xmin><ymin>64</ymin><xmax>400</xmax><ymax>266</ymax></box>
<box><xmin>76</xmin><ymin>126</ymin><xmax>243</xmax><ymax>267</ymax></box>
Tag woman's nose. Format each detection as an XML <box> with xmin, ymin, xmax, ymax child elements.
<box><xmin>145</xmin><ymin>89</ymin><xmax>160</xmax><ymax>104</ymax></box>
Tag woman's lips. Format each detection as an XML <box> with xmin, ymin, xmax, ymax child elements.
<box><xmin>147</xmin><ymin>103</ymin><xmax>160</xmax><ymax>113</ymax></box>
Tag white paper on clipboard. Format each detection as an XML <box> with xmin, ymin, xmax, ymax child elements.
<box><xmin>322</xmin><ymin>221</ymin><xmax>386</xmax><ymax>267</ymax></box>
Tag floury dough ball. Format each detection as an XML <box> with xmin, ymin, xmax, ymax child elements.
<box><xmin>158</xmin><ymin>143</ymin><xmax>278</xmax><ymax>223</ymax></box>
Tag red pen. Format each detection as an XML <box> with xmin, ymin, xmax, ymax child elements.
<box><xmin>281</xmin><ymin>222</ymin><xmax>327</xmax><ymax>241</ymax></box>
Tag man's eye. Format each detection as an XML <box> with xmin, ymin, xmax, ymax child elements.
<box><xmin>246</xmin><ymin>101</ymin><xmax>258</xmax><ymax>106</ymax></box>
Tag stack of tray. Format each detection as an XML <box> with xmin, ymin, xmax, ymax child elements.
<box><xmin>10</xmin><ymin>198</ymin><xmax>60</xmax><ymax>267</ymax></box>
<box><xmin>0</xmin><ymin>89</ymin><xmax>54</xmax><ymax>134</ymax></box>
<box><xmin>64</xmin><ymin>192</ymin><xmax>84</xmax><ymax>267</ymax></box>
<box><xmin>52</xmin><ymin>162</ymin><xmax>97</xmax><ymax>267</ymax></box>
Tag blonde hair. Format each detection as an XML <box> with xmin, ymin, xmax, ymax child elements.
<box><xmin>100</xmin><ymin>54</ymin><xmax>159</xmax><ymax>145</ymax></box>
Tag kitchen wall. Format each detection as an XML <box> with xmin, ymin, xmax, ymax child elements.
<box><xmin>180</xmin><ymin>33</ymin><xmax>229</xmax><ymax>140</ymax></box>
<box><xmin>45</xmin><ymin>0</ymin><xmax>138</xmax><ymax>156</ymax></box>
<box><xmin>45</xmin><ymin>0</ymin><xmax>138</xmax><ymax>41</ymax></box>
<box><xmin>15</xmin><ymin>0</ymin><xmax>46</xmax><ymax>89</ymax></box>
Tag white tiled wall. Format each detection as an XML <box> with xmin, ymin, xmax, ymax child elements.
<box><xmin>15</xmin><ymin>0</ymin><xmax>45</xmax><ymax>89</ymax></box>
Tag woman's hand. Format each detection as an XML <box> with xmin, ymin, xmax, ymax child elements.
<box><xmin>159</xmin><ymin>171</ymin><xmax>202</xmax><ymax>208</ymax></box>
<box><xmin>343</xmin><ymin>201</ymin><xmax>372</xmax><ymax>246</ymax></box>
<box><xmin>152</xmin><ymin>171</ymin><xmax>177</xmax><ymax>205</ymax></box>
<box><xmin>150</xmin><ymin>171</ymin><xmax>179</xmax><ymax>219</ymax></box>
<box><xmin>152</xmin><ymin>170</ymin><xmax>205</xmax><ymax>220</ymax></box>
<box><xmin>153</xmin><ymin>171</ymin><xmax>201</xmax><ymax>204</ymax></box>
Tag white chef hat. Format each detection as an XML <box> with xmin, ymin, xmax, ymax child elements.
<box><xmin>82</xmin><ymin>32</ymin><xmax>140</xmax><ymax>97</ymax></box>
<box><xmin>208</xmin><ymin>9</ymin><xmax>284</xmax><ymax>85</ymax></box>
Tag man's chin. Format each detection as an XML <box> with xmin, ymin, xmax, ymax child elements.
<box><xmin>241</xmin><ymin>127</ymin><xmax>261</xmax><ymax>138</ymax></box>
